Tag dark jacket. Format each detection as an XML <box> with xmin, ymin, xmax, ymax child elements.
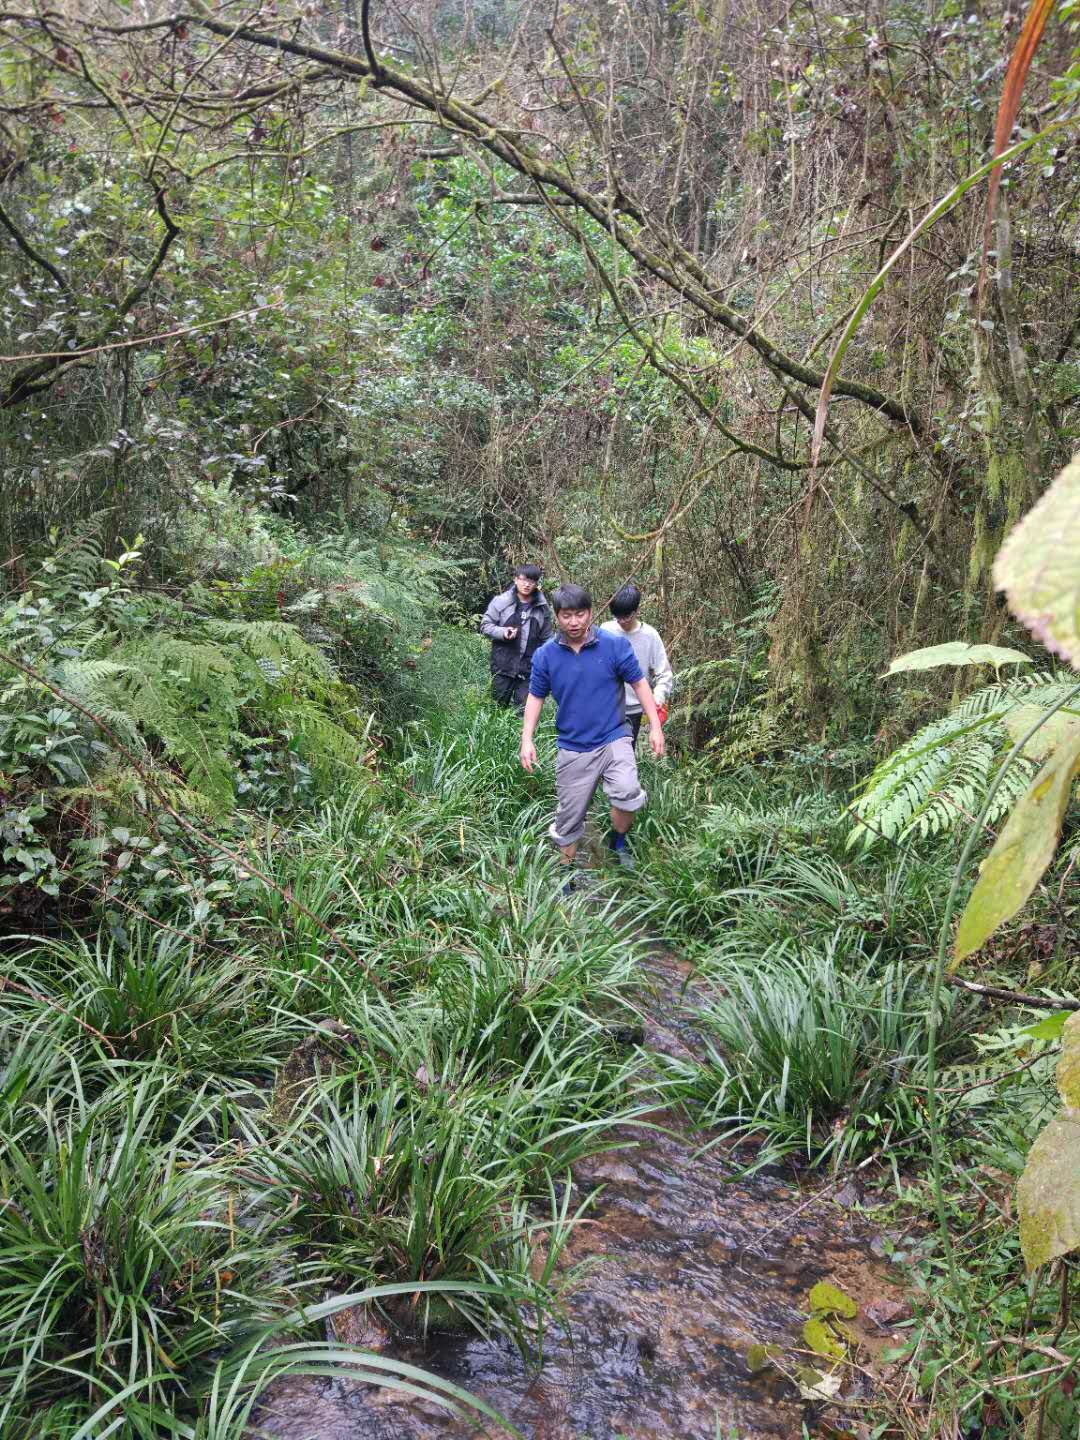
<box><xmin>480</xmin><ymin>585</ymin><xmax>553</xmax><ymax>676</ymax></box>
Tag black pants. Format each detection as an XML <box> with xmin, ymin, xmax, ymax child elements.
<box><xmin>627</xmin><ymin>712</ymin><xmax>644</xmax><ymax>748</ymax></box>
<box><xmin>492</xmin><ymin>672</ymin><xmax>530</xmax><ymax>712</ymax></box>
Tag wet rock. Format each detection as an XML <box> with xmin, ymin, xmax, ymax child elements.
<box><xmin>863</xmin><ymin>1297</ymin><xmax>910</xmax><ymax>1329</ymax></box>
<box><xmin>579</xmin><ymin>1155</ymin><xmax>640</xmax><ymax>1185</ymax></box>
<box><xmin>270</xmin><ymin>1019</ymin><xmax>355</xmax><ymax>1125</ymax></box>
<box><xmin>329</xmin><ymin>1303</ymin><xmax>394</xmax><ymax>1350</ymax></box>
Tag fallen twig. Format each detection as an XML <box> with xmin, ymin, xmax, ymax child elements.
<box><xmin>945</xmin><ymin>977</ymin><xmax>1079</xmax><ymax>1011</ymax></box>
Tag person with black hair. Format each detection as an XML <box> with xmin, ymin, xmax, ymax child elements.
<box><xmin>600</xmin><ymin>583</ymin><xmax>674</xmax><ymax>748</ymax></box>
<box><xmin>520</xmin><ymin>583</ymin><xmax>665</xmax><ymax>887</ymax></box>
<box><xmin>479</xmin><ymin>563</ymin><xmax>553</xmax><ymax>712</ymax></box>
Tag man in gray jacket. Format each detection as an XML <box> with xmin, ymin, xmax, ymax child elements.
<box><xmin>600</xmin><ymin>583</ymin><xmax>674</xmax><ymax>747</ymax></box>
<box><xmin>480</xmin><ymin>563</ymin><xmax>553</xmax><ymax>711</ymax></box>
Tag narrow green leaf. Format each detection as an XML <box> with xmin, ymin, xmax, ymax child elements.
<box><xmin>954</xmin><ymin>729</ymin><xmax>1080</xmax><ymax>964</ymax></box>
<box><xmin>1018</xmin><ymin>1107</ymin><xmax>1080</xmax><ymax>1270</ymax></box>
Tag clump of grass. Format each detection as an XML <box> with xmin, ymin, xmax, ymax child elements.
<box><xmin>0</xmin><ymin>695</ymin><xmax>660</xmax><ymax>1432</ymax></box>
<box><xmin>633</xmin><ymin>763</ymin><xmax>965</xmax><ymax>1169</ymax></box>
<box><xmin>667</xmin><ymin>929</ymin><xmax>964</xmax><ymax>1169</ymax></box>
<box><xmin>252</xmin><ymin>1076</ymin><xmax>575</xmax><ymax>1353</ymax></box>
<box><xmin>4</xmin><ymin>928</ymin><xmax>293</xmax><ymax>1096</ymax></box>
<box><xmin>0</xmin><ymin>1080</ymin><xmax>290</xmax><ymax>1437</ymax></box>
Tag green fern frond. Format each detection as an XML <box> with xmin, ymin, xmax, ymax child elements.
<box><xmin>14</xmin><ymin>542</ymin><xmax>369</xmax><ymax>816</ymax></box>
<box><xmin>849</xmin><ymin>671</ymin><xmax>1075</xmax><ymax>849</ymax></box>
<box><xmin>50</xmin><ymin>658</ymin><xmax>144</xmax><ymax>751</ymax></box>
<box><xmin>705</xmin><ymin>696</ymin><xmax>793</xmax><ymax>771</ymax></box>
<box><xmin>152</xmin><ymin>638</ymin><xmax>235</xmax><ymax>691</ymax></box>
<box><xmin>203</xmin><ymin>618</ymin><xmax>329</xmax><ymax>673</ymax></box>
<box><xmin>286</xmin><ymin>709</ymin><xmax>362</xmax><ymax>777</ymax></box>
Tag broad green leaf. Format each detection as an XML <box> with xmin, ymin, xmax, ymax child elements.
<box><xmin>746</xmin><ymin>1343</ymin><xmax>782</xmax><ymax>1372</ymax></box>
<box><xmin>1021</xmin><ymin>1011</ymin><xmax>1071</xmax><ymax>1042</ymax></box>
<box><xmin>994</xmin><ymin>451</ymin><xmax>1080</xmax><ymax>667</ymax></box>
<box><xmin>1017</xmin><ymin>1107</ymin><xmax>1080</xmax><ymax>1269</ymax></box>
<box><xmin>954</xmin><ymin>730</ymin><xmax>1080</xmax><ymax>964</ymax></box>
<box><xmin>1057</xmin><ymin>1013</ymin><xmax>1080</xmax><ymax>1108</ymax></box>
<box><xmin>803</xmin><ymin>1317</ymin><xmax>846</xmax><ymax>1360</ymax></box>
<box><xmin>807</xmin><ymin>1280</ymin><xmax>857</xmax><ymax>1318</ymax></box>
<box><xmin>885</xmin><ymin>642</ymin><xmax>1030</xmax><ymax>675</ymax></box>
<box><xmin>1003</xmin><ymin>705</ymin><xmax>1080</xmax><ymax>761</ymax></box>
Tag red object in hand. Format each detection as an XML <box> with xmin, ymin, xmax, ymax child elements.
<box><xmin>657</xmin><ymin>703</ymin><xmax>668</xmax><ymax>725</ymax></box>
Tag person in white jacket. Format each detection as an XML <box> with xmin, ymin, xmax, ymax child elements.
<box><xmin>600</xmin><ymin>584</ymin><xmax>674</xmax><ymax>749</ymax></box>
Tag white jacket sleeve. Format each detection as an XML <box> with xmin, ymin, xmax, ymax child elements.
<box><xmin>649</xmin><ymin>632</ymin><xmax>674</xmax><ymax>705</ymax></box>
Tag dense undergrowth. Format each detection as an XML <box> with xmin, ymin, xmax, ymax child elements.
<box><xmin>0</xmin><ymin>713</ymin><xmax>657</xmax><ymax>1433</ymax></box>
<box><xmin>0</xmin><ymin>527</ymin><xmax>659</xmax><ymax>1436</ymax></box>
<box><xmin>632</xmin><ymin>761</ymin><xmax>1080</xmax><ymax>1437</ymax></box>
<box><xmin>4</xmin><ymin>525</ymin><xmax>1080</xmax><ymax>1437</ymax></box>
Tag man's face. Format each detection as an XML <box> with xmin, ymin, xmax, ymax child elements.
<box><xmin>514</xmin><ymin>574</ymin><xmax>537</xmax><ymax>599</ymax></box>
<box><xmin>557</xmin><ymin>607</ymin><xmax>592</xmax><ymax>643</ymax></box>
<box><xmin>615</xmin><ymin>612</ymin><xmax>639</xmax><ymax>633</ymax></box>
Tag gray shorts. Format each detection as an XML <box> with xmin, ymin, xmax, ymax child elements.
<box><xmin>548</xmin><ymin>737</ymin><xmax>647</xmax><ymax>848</ymax></box>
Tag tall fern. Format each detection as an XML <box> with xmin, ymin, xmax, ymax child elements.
<box><xmin>48</xmin><ymin>620</ymin><xmax>362</xmax><ymax>814</ymax></box>
<box><xmin>849</xmin><ymin>672</ymin><xmax>1078</xmax><ymax>849</ymax></box>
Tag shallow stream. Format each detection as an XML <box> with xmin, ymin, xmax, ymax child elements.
<box><xmin>257</xmin><ymin>928</ymin><xmax>904</xmax><ymax>1440</ymax></box>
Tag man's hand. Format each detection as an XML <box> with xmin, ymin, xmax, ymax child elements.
<box><xmin>649</xmin><ymin>724</ymin><xmax>666</xmax><ymax>759</ymax></box>
<box><xmin>504</xmin><ymin>625</ymin><xmax>518</xmax><ymax>640</ymax></box>
<box><xmin>520</xmin><ymin>740</ymin><xmax>537</xmax><ymax>772</ymax></box>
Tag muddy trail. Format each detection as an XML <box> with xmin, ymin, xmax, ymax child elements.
<box><xmin>258</xmin><ymin>882</ymin><xmax>906</xmax><ymax>1440</ymax></box>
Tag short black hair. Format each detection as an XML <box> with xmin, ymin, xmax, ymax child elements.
<box><xmin>552</xmin><ymin>583</ymin><xmax>592</xmax><ymax>613</ymax></box>
<box><xmin>514</xmin><ymin>563</ymin><xmax>542</xmax><ymax>582</ymax></box>
<box><xmin>610</xmin><ymin>583</ymin><xmax>641</xmax><ymax>618</ymax></box>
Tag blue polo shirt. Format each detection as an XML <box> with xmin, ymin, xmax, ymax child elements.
<box><xmin>528</xmin><ymin>627</ymin><xmax>644</xmax><ymax>752</ymax></box>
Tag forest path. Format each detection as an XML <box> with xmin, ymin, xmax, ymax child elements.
<box><xmin>257</xmin><ymin>860</ymin><xmax>906</xmax><ymax>1440</ymax></box>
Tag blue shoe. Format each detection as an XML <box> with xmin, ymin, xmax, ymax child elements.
<box><xmin>606</xmin><ymin>831</ymin><xmax>635</xmax><ymax>869</ymax></box>
<box><xmin>559</xmin><ymin>872</ymin><xmax>578</xmax><ymax>897</ymax></box>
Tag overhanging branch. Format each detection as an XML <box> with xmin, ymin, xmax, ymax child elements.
<box><xmin>175</xmin><ymin>7</ymin><xmax>919</xmax><ymax>433</ymax></box>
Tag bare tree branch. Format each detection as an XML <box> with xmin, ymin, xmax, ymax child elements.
<box><xmin>173</xmin><ymin>8</ymin><xmax>918</xmax><ymax>433</ymax></box>
<box><xmin>0</xmin><ymin>196</ymin><xmax>70</xmax><ymax>293</ymax></box>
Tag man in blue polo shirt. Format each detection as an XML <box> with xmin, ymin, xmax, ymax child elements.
<box><xmin>520</xmin><ymin>583</ymin><xmax>665</xmax><ymax>884</ymax></box>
